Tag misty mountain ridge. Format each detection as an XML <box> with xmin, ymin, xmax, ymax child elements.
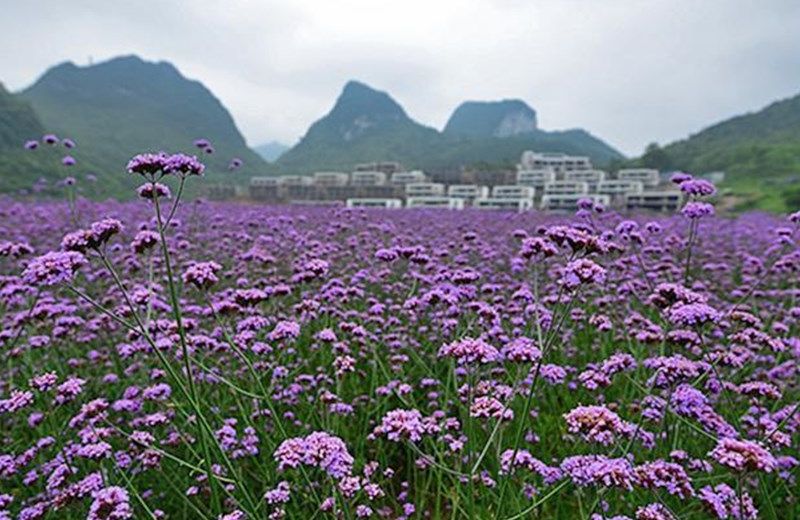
<box><xmin>277</xmin><ymin>81</ymin><xmax>622</xmax><ymax>172</ymax></box>
<box><xmin>443</xmin><ymin>99</ymin><xmax>537</xmax><ymax>138</ymax></box>
<box><xmin>17</xmin><ymin>55</ymin><xmax>268</xmax><ymax>188</ymax></box>
<box><xmin>3</xmin><ymin>57</ymin><xmax>621</xmax><ymax>195</ymax></box>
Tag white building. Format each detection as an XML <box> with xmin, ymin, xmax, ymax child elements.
<box><xmin>249</xmin><ymin>177</ymin><xmax>281</xmax><ymax>200</ymax></box>
<box><xmin>618</xmin><ymin>169</ymin><xmax>660</xmax><ymax>188</ymax></box>
<box><xmin>596</xmin><ymin>180</ymin><xmax>644</xmax><ymax>195</ymax></box>
<box><xmin>405</xmin><ymin>182</ymin><xmax>446</xmax><ymax>197</ymax></box>
<box><xmin>543</xmin><ymin>180</ymin><xmax>589</xmax><ymax>195</ymax></box>
<box><xmin>541</xmin><ymin>194</ymin><xmax>610</xmax><ymax>211</ymax></box>
<box><xmin>448</xmin><ymin>184</ymin><xmax>490</xmax><ymax>199</ymax></box>
<box><xmin>391</xmin><ymin>170</ymin><xmax>427</xmax><ymax>184</ymax></box>
<box><xmin>519</xmin><ymin>151</ymin><xmax>592</xmax><ymax>173</ymax></box>
<box><xmin>492</xmin><ymin>185</ymin><xmax>536</xmax><ymax>199</ymax></box>
<box><xmin>625</xmin><ymin>191</ymin><xmax>683</xmax><ymax>212</ymax></box>
<box><xmin>289</xmin><ymin>199</ymin><xmax>343</xmax><ymax>206</ymax></box>
<box><xmin>350</xmin><ymin>171</ymin><xmax>387</xmax><ymax>186</ymax></box>
<box><xmin>474</xmin><ymin>198</ymin><xmax>534</xmax><ymax>211</ymax></box>
<box><xmin>565</xmin><ymin>169</ymin><xmax>606</xmax><ymax>184</ymax></box>
<box><xmin>278</xmin><ymin>175</ymin><xmax>312</xmax><ymax>186</ymax></box>
<box><xmin>517</xmin><ymin>169</ymin><xmax>556</xmax><ymax>187</ymax></box>
<box><xmin>405</xmin><ymin>197</ymin><xmax>465</xmax><ymax>209</ymax></box>
<box><xmin>346</xmin><ymin>198</ymin><xmax>403</xmax><ymax>208</ymax></box>
<box><xmin>250</xmin><ymin>177</ymin><xmax>280</xmax><ymax>187</ymax></box>
<box><xmin>312</xmin><ymin>171</ymin><xmax>349</xmax><ymax>186</ymax></box>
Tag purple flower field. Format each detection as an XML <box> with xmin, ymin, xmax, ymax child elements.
<box><xmin>0</xmin><ymin>156</ymin><xmax>799</xmax><ymax>519</ymax></box>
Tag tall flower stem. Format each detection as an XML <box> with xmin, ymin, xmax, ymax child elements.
<box><xmin>150</xmin><ymin>187</ymin><xmax>232</xmax><ymax>513</ymax></box>
<box><xmin>683</xmin><ymin>217</ymin><xmax>698</xmax><ymax>285</ymax></box>
<box><xmin>94</xmin><ymin>250</ymin><xmax>232</xmax><ymax>512</ymax></box>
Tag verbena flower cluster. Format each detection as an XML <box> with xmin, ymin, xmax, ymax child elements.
<box><xmin>0</xmin><ymin>163</ymin><xmax>798</xmax><ymax>519</ymax></box>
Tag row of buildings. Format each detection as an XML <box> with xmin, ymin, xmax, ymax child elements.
<box><xmin>236</xmin><ymin>154</ymin><xmax>687</xmax><ymax>212</ymax></box>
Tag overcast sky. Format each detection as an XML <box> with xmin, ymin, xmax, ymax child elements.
<box><xmin>2</xmin><ymin>0</ymin><xmax>799</xmax><ymax>156</ymax></box>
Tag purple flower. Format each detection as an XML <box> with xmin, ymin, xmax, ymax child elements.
<box><xmin>670</xmin><ymin>171</ymin><xmax>693</xmax><ymax>184</ymax></box>
<box><xmin>131</xmin><ymin>230</ymin><xmax>160</xmax><ymax>254</ymax></box>
<box><xmin>0</xmin><ymin>241</ymin><xmax>34</xmax><ymax>258</ymax></box>
<box><xmin>29</xmin><ymin>372</ymin><xmax>58</xmax><ymax>391</ymax></box>
<box><xmin>375</xmin><ymin>248</ymin><xmax>398</xmax><ymax>262</ymax></box>
<box><xmin>165</xmin><ymin>153</ymin><xmax>205</xmax><ymax>177</ymax></box>
<box><xmin>438</xmin><ymin>337</ymin><xmax>501</xmax><ymax>365</ymax></box>
<box><xmin>90</xmin><ymin>218</ymin><xmax>124</xmax><ymax>245</ymax></box>
<box><xmin>24</xmin><ymin>140</ymin><xmax>39</xmax><ymax>150</ymax></box>
<box><xmin>519</xmin><ymin>237</ymin><xmax>558</xmax><ymax>259</ymax></box>
<box><xmin>564</xmin><ymin>404</ymin><xmax>650</xmax><ymax>447</ymax></box>
<box><xmin>670</xmin><ymin>384</ymin><xmax>737</xmax><ymax>438</ymax></box>
<box><xmin>182</xmin><ymin>261</ymin><xmax>222</xmax><ymax>289</ymax></box>
<box><xmin>373</xmin><ymin>409</ymin><xmax>439</xmax><ymax>443</ymax></box>
<box><xmin>679</xmin><ymin>179</ymin><xmax>716</xmax><ymax>197</ymax></box>
<box><xmin>22</xmin><ymin>251</ymin><xmax>87</xmax><ymax>286</ymax></box>
<box><xmin>560</xmin><ymin>455</ymin><xmax>635</xmax><ymax>490</ymax></box>
<box><xmin>268</xmin><ymin>320</ymin><xmax>301</xmax><ymax>341</ymax></box>
<box><xmin>470</xmin><ymin>396</ymin><xmax>513</xmax><ymax>421</ymax></box>
<box><xmin>42</xmin><ymin>134</ymin><xmax>59</xmax><ymax>145</ymax></box>
<box><xmin>634</xmin><ymin>460</ymin><xmax>694</xmax><ymax>499</ymax></box>
<box><xmin>635</xmin><ymin>503</ymin><xmax>676</xmax><ymax>520</ymax></box>
<box><xmin>264</xmin><ymin>481</ymin><xmax>291</xmax><ymax>504</ymax></box>
<box><xmin>643</xmin><ymin>354</ymin><xmax>706</xmax><ymax>388</ymax></box>
<box><xmin>502</xmin><ymin>337</ymin><xmax>542</xmax><ymax>363</ymax></box>
<box><xmin>681</xmin><ymin>201</ymin><xmax>714</xmax><ymax>219</ymax></box>
<box><xmin>274</xmin><ymin>431</ymin><xmax>354</xmax><ymax>479</ymax></box>
<box><xmin>127</xmin><ymin>152</ymin><xmax>170</xmax><ymax>177</ymax></box>
<box><xmin>699</xmin><ymin>483</ymin><xmax>758</xmax><ymax>519</ymax></box>
<box><xmin>137</xmin><ymin>183</ymin><xmax>171</xmax><ymax>200</ymax></box>
<box><xmin>127</xmin><ymin>151</ymin><xmax>204</xmax><ymax>178</ymax></box>
<box><xmin>708</xmin><ymin>438</ymin><xmax>776</xmax><ymax>473</ymax></box>
<box><xmin>561</xmin><ymin>259</ymin><xmax>606</xmax><ymax>288</ymax></box>
<box><xmin>61</xmin><ymin>155</ymin><xmax>76</xmax><ymax>167</ymax></box>
<box><xmin>0</xmin><ymin>390</ymin><xmax>34</xmax><ymax>414</ymax></box>
<box><xmin>87</xmin><ymin>486</ymin><xmax>133</xmax><ymax>519</ymax></box>
<box><xmin>54</xmin><ymin>376</ymin><xmax>86</xmax><ymax>405</ymax></box>
<box><xmin>667</xmin><ymin>303</ymin><xmax>720</xmax><ymax>327</ymax></box>
<box><xmin>499</xmin><ymin>450</ymin><xmax>563</xmax><ymax>483</ymax></box>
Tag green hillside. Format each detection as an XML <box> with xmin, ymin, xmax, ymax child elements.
<box><xmin>277</xmin><ymin>81</ymin><xmax>442</xmax><ymax>171</ymax></box>
<box><xmin>15</xmin><ymin>55</ymin><xmax>270</xmax><ymax>197</ymax></box>
<box><xmin>0</xmin><ymin>83</ymin><xmax>107</xmax><ymax>195</ymax></box>
<box><xmin>633</xmin><ymin>93</ymin><xmax>800</xmax><ymax>211</ymax></box>
<box><xmin>0</xmin><ymin>83</ymin><xmax>42</xmax><ymax>149</ymax></box>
